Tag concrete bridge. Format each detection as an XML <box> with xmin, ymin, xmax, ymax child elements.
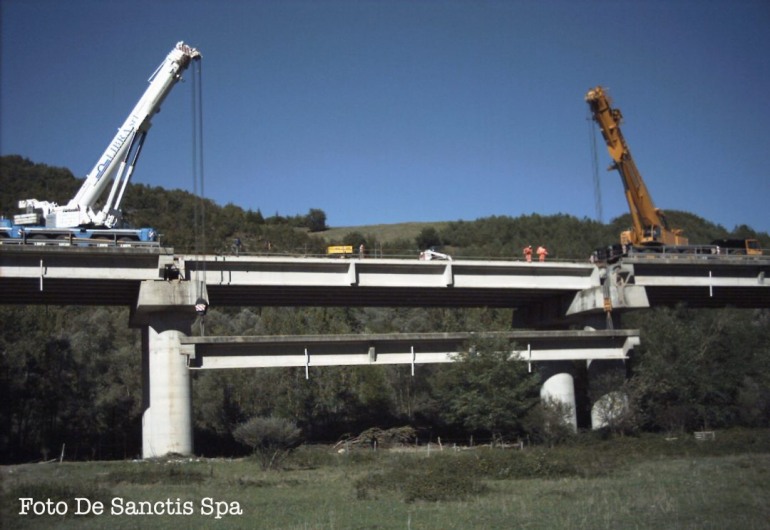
<box><xmin>2</xmin><ymin>244</ymin><xmax>769</xmax><ymax>457</ymax></box>
<box><xmin>3</xmin><ymin>246</ymin><xmax>767</xmax><ymax>313</ymax></box>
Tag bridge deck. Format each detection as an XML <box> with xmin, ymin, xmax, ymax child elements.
<box><xmin>622</xmin><ymin>255</ymin><xmax>770</xmax><ymax>308</ymax></box>
<box><xmin>1</xmin><ymin>247</ymin><xmax>768</xmax><ymax>313</ymax></box>
<box><xmin>183</xmin><ymin>256</ymin><xmax>596</xmax><ymax>308</ymax></box>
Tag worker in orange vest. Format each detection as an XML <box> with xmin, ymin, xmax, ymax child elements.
<box><xmin>523</xmin><ymin>245</ymin><xmax>533</xmax><ymax>262</ymax></box>
<box><xmin>537</xmin><ymin>245</ymin><xmax>548</xmax><ymax>262</ymax></box>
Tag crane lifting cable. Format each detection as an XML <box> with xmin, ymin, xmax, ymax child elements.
<box><xmin>589</xmin><ymin>110</ymin><xmax>603</xmax><ymax>224</ymax></box>
<box><xmin>192</xmin><ymin>54</ymin><xmax>205</xmax><ymax>261</ymax></box>
<box><xmin>190</xmin><ymin>52</ymin><xmax>209</xmax><ymax>332</ymax></box>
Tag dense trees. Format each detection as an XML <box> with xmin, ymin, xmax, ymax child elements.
<box><xmin>0</xmin><ymin>306</ymin><xmax>142</xmax><ymax>462</ymax></box>
<box><xmin>429</xmin><ymin>338</ymin><xmax>541</xmax><ymax>439</ymax></box>
<box><xmin>1</xmin><ymin>155</ymin><xmax>769</xmax><ymax>462</ymax></box>
<box><xmin>625</xmin><ymin>307</ymin><xmax>770</xmax><ymax>432</ymax></box>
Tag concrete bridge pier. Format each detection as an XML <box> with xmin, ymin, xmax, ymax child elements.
<box><xmin>538</xmin><ymin>361</ymin><xmax>578</xmax><ymax>432</ymax></box>
<box><xmin>576</xmin><ymin>314</ymin><xmax>630</xmax><ymax>430</ymax></box>
<box><xmin>140</xmin><ymin>313</ymin><xmax>193</xmax><ymax>458</ymax></box>
<box><xmin>133</xmin><ymin>281</ymin><xmax>203</xmax><ymax>458</ymax></box>
<box><xmin>587</xmin><ymin>359</ymin><xmax>629</xmax><ymax>430</ymax></box>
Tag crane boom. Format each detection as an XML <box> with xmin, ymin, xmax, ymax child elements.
<box><xmin>585</xmin><ymin>86</ymin><xmax>687</xmax><ymax>247</ymax></box>
<box><xmin>16</xmin><ymin>42</ymin><xmax>201</xmax><ymax>232</ymax></box>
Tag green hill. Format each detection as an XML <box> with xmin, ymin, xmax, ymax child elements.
<box><xmin>322</xmin><ymin>221</ymin><xmax>451</xmax><ymax>245</ymax></box>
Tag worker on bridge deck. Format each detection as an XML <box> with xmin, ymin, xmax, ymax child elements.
<box><xmin>523</xmin><ymin>245</ymin><xmax>533</xmax><ymax>263</ymax></box>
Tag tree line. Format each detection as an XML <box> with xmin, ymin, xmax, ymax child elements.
<box><xmin>1</xmin><ymin>155</ymin><xmax>769</xmax><ymax>462</ymax></box>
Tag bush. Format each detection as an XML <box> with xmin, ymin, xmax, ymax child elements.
<box><xmin>354</xmin><ymin>458</ymin><xmax>487</xmax><ymax>503</ymax></box>
<box><xmin>523</xmin><ymin>398</ymin><xmax>577</xmax><ymax>446</ymax></box>
<box><xmin>402</xmin><ymin>466</ymin><xmax>488</xmax><ymax>503</ymax></box>
<box><xmin>353</xmin><ymin>448</ymin><xmax>580</xmax><ymax>503</ymax></box>
<box><xmin>233</xmin><ymin>416</ymin><xmax>302</xmax><ymax>470</ymax></box>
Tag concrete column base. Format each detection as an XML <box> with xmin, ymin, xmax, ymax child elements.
<box><xmin>587</xmin><ymin>359</ymin><xmax>628</xmax><ymax>430</ymax></box>
<box><xmin>539</xmin><ymin>362</ymin><xmax>578</xmax><ymax>432</ymax></box>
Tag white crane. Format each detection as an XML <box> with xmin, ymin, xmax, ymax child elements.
<box><xmin>11</xmin><ymin>42</ymin><xmax>200</xmax><ymax>242</ymax></box>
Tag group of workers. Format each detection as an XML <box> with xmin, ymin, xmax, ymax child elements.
<box><xmin>523</xmin><ymin>244</ymin><xmax>548</xmax><ymax>262</ymax></box>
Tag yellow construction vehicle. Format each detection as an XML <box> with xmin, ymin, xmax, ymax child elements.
<box><xmin>585</xmin><ymin>86</ymin><xmax>687</xmax><ymax>249</ymax></box>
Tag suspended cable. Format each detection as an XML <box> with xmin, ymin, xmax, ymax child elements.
<box><xmin>192</xmin><ymin>58</ymin><xmax>205</xmax><ymax>260</ymax></box>
<box><xmin>191</xmin><ymin>56</ymin><xmax>208</xmax><ymax>334</ymax></box>
<box><xmin>588</xmin><ymin>111</ymin><xmax>603</xmax><ymax>223</ymax></box>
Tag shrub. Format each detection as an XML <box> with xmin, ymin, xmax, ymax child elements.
<box><xmin>523</xmin><ymin>398</ymin><xmax>577</xmax><ymax>446</ymax></box>
<box><xmin>233</xmin><ymin>416</ymin><xmax>302</xmax><ymax>470</ymax></box>
<box><xmin>353</xmin><ymin>449</ymin><xmax>580</xmax><ymax>503</ymax></box>
<box><xmin>402</xmin><ymin>466</ymin><xmax>488</xmax><ymax>503</ymax></box>
<box><xmin>354</xmin><ymin>458</ymin><xmax>487</xmax><ymax>503</ymax></box>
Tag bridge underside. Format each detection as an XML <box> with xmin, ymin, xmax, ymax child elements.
<box><xmin>643</xmin><ymin>286</ymin><xmax>770</xmax><ymax>308</ymax></box>
<box><xmin>0</xmin><ymin>278</ymin><xmax>140</xmax><ymax>306</ymax></box>
<box><xmin>3</xmin><ymin>279</ymin><xmax>767</xmax><ymax>314</ymax></box>
<box><xmin>205</xmin><ymin>284</ymin><xmax>567</xmax><ymax>309</ymax></box>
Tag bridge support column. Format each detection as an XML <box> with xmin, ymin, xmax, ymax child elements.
<box><xmin>539</xmin><ymin>362</ymin><xmax>578</xmax><ymax>432</ymax></box>
<box><xmin>141</xmin><ymin>313</ymin><xmax>193</xmax><ymax>458</ymax></box>
<box><xmin>133</xmin><ymin>281</ymin><xmax>203</xmax><ymax>459</ymax></box>
<box><xmin>587</xmin><ymin>360</ymin><xmax>628</xmax><ymax>430</ymax></box>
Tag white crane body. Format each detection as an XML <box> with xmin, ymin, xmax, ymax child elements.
<box><xmin>5</xmin><ymin>42</ymin><xmax>200</xmax><ymax>244</ymax></box>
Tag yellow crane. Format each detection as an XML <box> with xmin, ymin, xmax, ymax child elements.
<box><xmin>585</xmin><ymin>86</ymin><xmax>687</xmax><ymax>249</ymax></box>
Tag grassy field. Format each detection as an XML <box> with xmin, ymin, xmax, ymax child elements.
<box><xmin>322</xmin><ymin>221</ymin><xmax>451</xmax><ymax>245</ymax></box>
<box><xmin>2</xmin><ymin>430</ymin><xmax>769</xmax><ymax>529</ymax></box>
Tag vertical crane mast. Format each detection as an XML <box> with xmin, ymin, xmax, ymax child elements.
<box><xmin>585</xmin><ymin>86</ymin><xmax>687</xmax><ymax>247</ymax></box>
<box><xmin>18</xmin><ymin>42</ymin><xmax>201</xmax><ymax>230</ymax></box>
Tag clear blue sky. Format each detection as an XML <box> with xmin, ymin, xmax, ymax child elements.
<box><xmin>2</xmin><ymin>0</ymin><xmax>769</xmax><ymax>233</ymax></box>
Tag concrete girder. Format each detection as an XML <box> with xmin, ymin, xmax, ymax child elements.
<box><xmin>179</xmin><ymin>330</ymin><xmax>641</xmax><ymax>371</ymax></box>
